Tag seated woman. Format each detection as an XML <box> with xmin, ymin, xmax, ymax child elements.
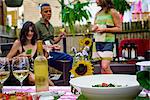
<box><xmin>6</xmin><ymin>21</ymin><xmax>54</xmax><ymax>86</ymax></box>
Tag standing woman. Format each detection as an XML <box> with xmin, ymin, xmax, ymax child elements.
<box><xmin>7</xmin><ymin>21</ymin><xmax>54</xmax><ymax>85</ymax></box>
<box><xmin>92</xmin><ymin>0</ymin><xmax>122</xmax><ymax>74</ymax></box>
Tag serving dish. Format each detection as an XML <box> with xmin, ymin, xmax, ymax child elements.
<box><xmin>70</xmin><ymin>74</ymin><xmax>142</xmax><ymax>100</ymax></box>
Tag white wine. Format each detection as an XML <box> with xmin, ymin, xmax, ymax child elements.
<box><xmin>0</xmin><ymin>71</ymin><xmax>9</xmax><ymax>83</ymax></box>
<box><xmin>34</xmin><ymin>40</ymin><xmax>49</xmax><ymax>92</ymax></box>
<box><xmin>13</xmin><ymin>70</ymin><xmax>29</xmax><ymax>82</ymax></box>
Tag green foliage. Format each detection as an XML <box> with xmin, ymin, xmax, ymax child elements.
<box><xmin>26</xmin><ymin>49</ymin><xmax>32</xmax><ymax>54</ymax></box>
<box><xmin>54</xmin><ymin>96</ymin><xmax>60</xmax><ymax>100</ymax></box>
<box><xmin>6</xmin><ymin>25</ymin><xmax>11</xmax><ymax>33</ymax></box>
<box><xmin>58</xmin><ymin>0</ymin><xmax>91</xmax><ymax>35</ymax></box>
<box><xmin>135</xmin><ymin>96</ymin><xmax>150</xmax><ymax>100</ymax></box>
<box><xmin>113</xmin><ymin>0</ymin><xmax>131</xmax><ymax>15</ymax></box>
<box><xmin>136</xmin><ymin>71</ymin><xmax>150</xmax><ymax>90</ymax></box>
<box><xmin>5</xmin><ymin>0</ymin><xmax>23</xmax><ymax>7</ymax></box>
<box><xmin>77</xmin><ymin>94</ymin><xmax>87</xmax><ymax>100</ymax></box>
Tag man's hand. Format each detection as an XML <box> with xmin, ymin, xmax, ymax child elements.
<box><xmin>54</xmin><ymin>28</ymin><xmax>66</xmax><ymax>44</ymax></box>
<box><xmin>52</xmin><ymin>44</ymin><xmax>61</xmax><ymax>51</ymax></box>
<box><xmin>59</xmin><ymin>28</ymin><xmax>66</xmax><ymax>39</ymax></box>
<box><xmin>43</xmin><ymin>44</ymin><xmax>61</xmax><ymax>51</ymax></box>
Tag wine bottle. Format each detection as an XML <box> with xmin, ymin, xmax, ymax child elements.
<box><xmin>34</xmin><ymin>40</ymin><xmax>49</xmax><ymax>92</ymax></box>
<box><xmin>127</xmin><ymin>43</ymin><xmax>131</xmax><ymax>59</ymax></box>
<box><xmin>121</xmin><ymin>45</ymin><xmax>125</xmax><ymax>58</ymax></box>
<box><xmin>92</xmin><ymin>38</ymin><xmax>98</xmax><ymax>60</ymax></box>
<box><xmin>131</xmin><ymin>43</ymin><xmax>137</xmax><ymax>59</ymax></box>
<box><xmin>124</xmin><ymin>43</ymin><xmax>128</xmax><ymax>59</ymax></box>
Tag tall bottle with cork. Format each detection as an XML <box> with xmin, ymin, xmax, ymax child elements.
<box><xmin>34</xmin><ymin>40</ymin><xmax>49</xmax><ymax>92</ymax></box>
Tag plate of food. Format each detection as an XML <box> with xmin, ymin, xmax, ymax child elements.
<box><xmin>2</xmin><ymin>87</ymin><xmax>65</xmax><ymax>100</ymax></box>
<box><xmin>70</xmin><ymin>74</ymin><xmax>142</xmax><ymax>100</ymax></box>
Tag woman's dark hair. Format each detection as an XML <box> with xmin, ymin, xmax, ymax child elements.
<box><xmin>20</xmin><ymin>21</ymin><xmax>38</xmax><ymax>45</ymax></box>
<box><xmin>100</xmin><ymin>0</ymin><xmax>114</xmax><ymax>13</ymax></box>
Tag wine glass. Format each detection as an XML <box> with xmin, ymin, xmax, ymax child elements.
<box><xmin>12</xmin><ymin>57</ymin><xmax>29</xmax><ymax>88</ymax></box>
<box><xmin>44</xmin><ymin>40</ymin><xmax>53</xmax><ymax>59</ymax></box>
<box><xmin>0</xmin><ymin>57</ymin><xmax>10</xmax><ymax>93</ymax></box>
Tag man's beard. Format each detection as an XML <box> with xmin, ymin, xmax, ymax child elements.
<box><xmin>44</xmin><ymin>17</ymin><xmax>50</xmax><ymax>22</ymax></box>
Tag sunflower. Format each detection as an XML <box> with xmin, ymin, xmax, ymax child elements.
<box><xmin>79</xmin><ymin>39</ymin><xmax>84</xmax><ymax>46</ymax></box>
<box><xmin>70</xmin><ymin>60</ymin><xmax>93</xmax><ymax>77</ymax></box>
<box><xmin>83</xmin><ymin>38</ymin><xmax>92</xmax><ymax>47</ymax></box>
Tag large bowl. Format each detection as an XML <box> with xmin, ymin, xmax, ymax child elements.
<box><xmin>70</xmin><ymin>74</ymin><xmax>142</xmax><ymax>100</ymax></box>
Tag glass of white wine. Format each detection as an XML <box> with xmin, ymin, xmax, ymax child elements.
<box><xmin>12</xmin><ymin>57</ymin><xmax>29</xmax><ymax>88</ymax></box>
<box><xmin>44</xmin><ymin>40</ymin><xmax>53</xmax><ymax>59</ymax></box>
<box><xmin>0</xmin><ymin>57</ymin><xmax>10</xmax><ymax>93</ymax></box>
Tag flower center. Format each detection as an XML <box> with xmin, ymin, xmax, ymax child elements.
<box><xmin>75</xmin><ymin>64</ymin><xmax>87</xmax><ymax>75</ymax></box>
<box><xmin>85</xmin><ymin>41</ymin><xmax>90</xmax><ymax>45</ymax></box>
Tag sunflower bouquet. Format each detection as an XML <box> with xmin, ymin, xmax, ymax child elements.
<box><xmin>70</xmin><ymin>46</ymin><xmax>94</xmax><ymax>78</ymax></box>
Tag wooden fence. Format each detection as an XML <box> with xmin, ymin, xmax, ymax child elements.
<box><xmin>59</xmin><ymin>20</ymin><xmax>150</xmax><ymax>53</ymax></box>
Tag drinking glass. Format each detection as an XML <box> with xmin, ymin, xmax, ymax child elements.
<box><xmin>45</xmin><ymin>46</ymin><xmax>53</xmax><ymax>59</ymax></box>
<box><xmin>12</xmin><ymin>57</ymin><xmax>29</xmax><ymax>88</ymax></box>
<box><xmin>0</xmin><ymin>57</ymin><xmax>10</xmax><ymax>92</ymax></box>
<box><xmin>44</xmin><ymin>40</ymin><xmax>53</xmax><ymax>59</ymax></box>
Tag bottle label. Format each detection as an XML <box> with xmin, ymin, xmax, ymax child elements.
<box><xmin>131</xmin><ymin>49</ymin><xmax>135</xmax><ymax>59</ymax></box>
<box><xmin>35</xmin><ymin>75</ymin><xmax>49</xmax><ymax>92</ymax></box>
<box><xmin>36</xmin><ymin>76</ymin><xmax>47</xmax><ymax>86</ymax></box>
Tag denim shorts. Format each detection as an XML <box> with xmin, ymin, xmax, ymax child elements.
<box><xmin>96</xmin><ymin>42</ymin><xmax>113</xmax><ymax>51</ymax></box>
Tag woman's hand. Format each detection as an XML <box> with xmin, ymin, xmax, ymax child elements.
<box><xmin>92</xmin><ymin>25</ymin><xmax>98</xmax><ymax>32</ymax></box>
<box><xmin>95</xmin><ymin>27</ymin><xmax>106</xmax><ymax>33</ymax></box>
<box><xmin>18</xmin><ymin>52</ymin><xmax>32</xmax><ymax>58</ymax></box>
<box><xmin>92</xmin><ymin>25</ymin><xmax>106</xmax><ymax>33</ymax></box>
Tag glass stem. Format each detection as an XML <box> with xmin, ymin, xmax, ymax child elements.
<box><xmin>20</xmin><ymin>81</ymin><xmax>23</xmax><ymax>89</ymax></box>
<box><xmin>0</xmin><ymin>83</ymin><xmax>3</xmax><ymax>93</ymax></box>
<box><xmin>48</xmin><ymin>51</ymin><xmax>53</xmax><ymax>59</ymax></box>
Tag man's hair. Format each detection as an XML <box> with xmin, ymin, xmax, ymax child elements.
<box><xmin>40</xmin><ymin>3</ymin><xmax>50</xmax><ymax>11</ymax></box>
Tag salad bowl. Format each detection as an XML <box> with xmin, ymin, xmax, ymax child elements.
<box><xmin>70</xmin><ymin>74</ymin><xmax>142</xmax><ymax>100</ymax></box>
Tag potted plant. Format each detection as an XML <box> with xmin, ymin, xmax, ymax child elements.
<box><xmin>136</xmin><ymin>71</ymin><xmax>150</xmax><ymax>99</ymax></box>
<box><xmin>5</xmin><ymin>0</ymin><xmax>23</xmax><ymax>7</ymax></box>
<box><xmin>58</xmin><ymin>0</ymin><xmax>91</xmax><ymax>35</ymax></box>
<box><xmin>113</xmin><ymin>0</ymin><xmax>131</xmax><ymax>15</ymax></box>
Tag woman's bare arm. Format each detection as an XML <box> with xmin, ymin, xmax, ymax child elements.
<box><xmin>6</xmin><ymin>40</ymin><xmax>20</xmax><ymax>59</ymax></box>
<box><xmin>103</xmin><ymin>9</ymin><xmax>122</xmax><ymax>33</ymax></box>
<box><xmin>95</xmin><ymin>9</ymin><xmax>122</xmax><ymax>33</ymax></box>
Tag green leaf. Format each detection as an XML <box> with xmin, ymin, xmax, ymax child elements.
<box><xmin>135</xmin><ymin>96</ymin><xmax>149</xmax><ymax>100</ymax></box>
<box><xmin>81</xmin><ymin>10</ymin><xmax>89</xmax><ymax>20</ymax></box>
<box><xmin>6</xmin><ymin>25</ymin><xmax>11</xmax><ymax>33</ymax></box>
<box><xmin>136</xmin><ymin>71</ymin><xmax>150</xmax><ymax>90</ymax></box>
<box><xmin>26</xmin><ymin>49</ymin><xmax>32</xmax><ymax>54</ymax></box>
<box><xmin>77</xmin><ymin>94</ymin><xmax>88</xmax><ymax>100</ymax></box>
<box><xmin>54</xmin><ymin>96</ymin><xmax>60</xmax><ymax>100</ymax></box>
<box><xmin>59</xmin><ymin>0</ymin><xmax>91</xmax><ymax>35</ymax></box>
<box><xmin>113</xmin><ymin>0</ymin><xmax>131</xmax><ymax>15</ymax></box>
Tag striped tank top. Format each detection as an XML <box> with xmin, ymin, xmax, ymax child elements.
<box><xmin>94</xmin><ymin>10</ymin><xmax>115</xmax><ymax>42</ymax></box>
